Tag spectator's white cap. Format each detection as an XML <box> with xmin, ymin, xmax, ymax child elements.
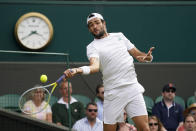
<box><xmin>87</xmin><ymin>13</ymin><xmax>104</xmax><ymax>24</ymax></box>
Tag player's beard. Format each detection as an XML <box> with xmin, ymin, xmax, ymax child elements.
<box><xmin>92</xmin><ymin>28</ymin><xmax>106</xmax><ymax>39</ymax></box>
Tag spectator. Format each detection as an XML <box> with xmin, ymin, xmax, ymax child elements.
<box><xmin>177</xmin><ymin>114</ymin><xmax>196</xmax><ymax>131</ymax></box>
<box><xmin>152</xmin><ymin>83</ymin><xmax>184</xmax><ymax>131</ymax></box>
<box><xmin>184</xmin><ymin>103</ymin><xmax>196</xmax><ymax>121</ymax></box>
<box><xmin>23</xmin><ymin>86</ymin><xmax>52</xmax><ymax>123</ymax></box>
<box><xmin>95</xmin><ymin>84</ymin><xmax>104</xmax><ymax>121</ymax></box>
<box><xmin>195</xmin><ymin>90</ymin><xmax>196</xmax><ymax>100</ymax></box>
<box><xmin>52</xmin><ymin>80</ymin><xmax>84</xmax><ymax>127</ymax></box>
<box><xmin>116</xmin><ymin>110</ymin><xmax>137</xmax><ymax>131</ymax></box>
<box><xmin>72</xmin><ymin>102</ymin><xmax>103</xmax><ymax>131</ymax></box>
<box><xmin>148</xmin><ymin>115</ymin><xmax>166</xmax><ymax>131</ymax></box>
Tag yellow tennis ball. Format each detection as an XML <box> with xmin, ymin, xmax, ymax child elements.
<box><xmin>40</xmin><ymin>74</ymin><xmax>47</xmax><ymax>83</ymax></box>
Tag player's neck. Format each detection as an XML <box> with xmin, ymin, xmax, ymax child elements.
<box><xmin>94</xmin><ymin>32</ymin><xmax>109</xmax><ymax>39</ymax></box>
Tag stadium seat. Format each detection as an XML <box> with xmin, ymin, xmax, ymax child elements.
<box><xmin>143</xmin><ymin>95</ymin><xmax>154</xmax><ymax>115</ymax></box>
<box><xmin>72</xmin><ymin>94</ymin><xmax>91</xmax><ymax>108</ymax></box>
<box><xmin>49</xmin><ymin>96</ymin><xmax>58</xmax><ymax>106</ymax></box>
<box><xmin>0</xmin><ymin>94</ymin><xmax>20</xmax><ymax>112</ymax></box>
<box><xmin>155</xmin><ymin>95</ymin><xmax>185</xmax><ymax>109</ymax></box>
<box><xmin>94</xmin><ymin>97</ymin><xmax>99</xmax><ymax>103</ymax></box>
<box><xmin>187</xmin><ymin>96</ymin><xmax>196</xmax><ymax>107</ymax></box>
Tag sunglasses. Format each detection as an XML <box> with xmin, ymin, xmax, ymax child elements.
<box><xmin>191</xmin><ymin>112</ymin><xmax>196</xmax><ymax>115</ymax></box>
<box><xmin>149</xmin><ymin>123</ymin><xmax>158</xmax><ymax>126</ymax></box>
<box><xmin>88</xmin><ymin>109</ymin><xmax>97</xmax><ymax>112</ymax></box>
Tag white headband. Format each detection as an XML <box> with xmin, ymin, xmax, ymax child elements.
<box><xmin>87</xmin><ymin>13</ymin><xmax>104</xmax><ymax>24</ymax></box>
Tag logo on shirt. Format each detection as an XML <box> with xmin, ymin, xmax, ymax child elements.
<box><xmin>74</xmin><ymin>109</ymin><xmax>78</xmax><ymax>112</ymax></box>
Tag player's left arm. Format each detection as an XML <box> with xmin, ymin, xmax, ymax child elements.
<box><xmin>128</xmin><ymin>47</ymin><xmax>154</xmax><ymax>62</ymax></box>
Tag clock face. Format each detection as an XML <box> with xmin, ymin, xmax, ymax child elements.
<box><xmin>15</xmin><ymin>12</ymin><xmax>53</xmax><ymax>50</ymax></box>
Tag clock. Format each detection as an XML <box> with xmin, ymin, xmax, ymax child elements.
<box><xmin>15</xmin><ymin>12</ymin><xmax>53</xmax><ymax>50</ymax></box>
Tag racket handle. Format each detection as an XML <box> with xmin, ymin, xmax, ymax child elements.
<box><xmin>56</xmin><ymin>75</ymin><xmax>66</xmax><ymax>84</ymax></box>
<box><xmin>56</xmin><ymin>70</ymin><xmax>73</xmax><ymax>84</ymax></box>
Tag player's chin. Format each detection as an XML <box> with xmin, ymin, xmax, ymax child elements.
<box><xmin>92</xmin><ymin>32</ymin><xmax>100</xmax><ymax>36</ymax></box>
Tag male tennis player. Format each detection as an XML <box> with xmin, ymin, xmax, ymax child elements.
<box><xmin>64</xmin><ymin>13</ymin><xmax>154</xmax><ymax>131</ymax></box>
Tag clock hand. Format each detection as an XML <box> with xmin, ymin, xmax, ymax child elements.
<box><xmin>21</xmin><ymin>31</ymin><xmax>35</xmax><ymax>40</ymax></box>
<box><xmin>34</xmin><ymin>31</ymin><xmax>46</xmax><ymax>40</ymax></box>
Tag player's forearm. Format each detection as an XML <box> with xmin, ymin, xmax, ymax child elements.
<box><xmin>129</xmin><ymin>48</ymin><xmax>153</xmax><ymax>62</ymax></box>
<box><xmin>76</xmin><ymin>64</ymin><xmax>99</xmax><ymax>74</ymax></box>
<box><xmin>76</xmin><ymin>57</ymin><xmax>99</xmax><ymax>75</ymax></box>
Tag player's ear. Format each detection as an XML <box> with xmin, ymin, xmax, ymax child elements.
<box><xmin>103</xmin><ymin>20</ymin><xmax>106</xmax><ymax>26</ymax></box>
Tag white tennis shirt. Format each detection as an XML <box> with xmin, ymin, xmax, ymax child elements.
<box><xmin>87</xmin><ymin>32</ymin><xmax>139</xmax><ymax>91</ymax></box>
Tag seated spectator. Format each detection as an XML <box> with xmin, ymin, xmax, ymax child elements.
<box><xmin>72</xmin><ymin>102</ymin><xmax>103</xmax><ymax>131</ymax></box>
<box><xmin>177</xmin><ymin>114</ymin><xmax>196</xmax><ymax>131</ymax></box>
<box><xmin>152</xmin><ymin>83</ymin><xmax>184</xmax><ymax>131</ymax></box>
<box><xmin>23</xmin><ymin>87</ymin><xmax>52</xmax><ymax>122</ymax></box>
<box><xmin>95</xmin><ymin>84</ymin><xmax>104</xmax><ymax>121</ymax></box>
<box><xmin>116</xmin><ymin>110</ymin><xmax>137</xmax><ymax>131</ymax></box>
<box><xmin>148</xmin><ymin>115</ymin><xmax>166</xmax><ymax>131</ymax></box>
<box><xmin>52</xmin><ymin>80</ymin><xmax>84</xmax><ymax>127</ymax></box>
<box><xmin>177</xmin><ymin>103</ymin><xmax>196</xmax><ymax>131</ymax></box>
<box><xmin>184</xmin><ymin>103</ymin><xmax>196</xmax><ymax>121</ymax></box>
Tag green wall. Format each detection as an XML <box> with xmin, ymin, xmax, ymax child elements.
<box><xmin>1</xmin><ymin>1</ymin><xmax>196</xmax><ymax>62</ymax></box>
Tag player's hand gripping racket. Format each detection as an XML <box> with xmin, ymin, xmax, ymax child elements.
<box><xmin>18</xmin><ymin>74</ymin><xmax>66</xmax><ymax>115</ymax></box>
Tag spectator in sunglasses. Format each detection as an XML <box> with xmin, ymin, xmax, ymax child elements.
<box><xmin>95</xmin><ymin>84</ymin><xmax>104</xmax><ymax>121</ymax></box>
<box><xmin>72</xmin><ymin>102</ymin><xmax>103</xmax><ymax>131</ymax></box>
<box><xmin>152</xmin><ymin>83</ymin><xmax>184</xmax><ymax>131</ymax></box>
<box><xmin>148</xmin><ymin>115</ymin><xmax>166</xmax><ymax>131</ymax></box>
<box><xmin>184</xmin><ymin>103</ymin><xmax>196</xmax><ymax>121</ymax></box>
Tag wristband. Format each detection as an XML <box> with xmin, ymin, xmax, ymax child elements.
<box><xmin>79</xmin><ymin>66</ymin><xmax>91</xmax><ymax>75</ymax></box>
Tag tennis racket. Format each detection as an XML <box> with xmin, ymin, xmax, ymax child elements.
<box><xmin>18</xmin><ymin>74</ymin><xmax>66</xmax><ymax>115</ymax></box>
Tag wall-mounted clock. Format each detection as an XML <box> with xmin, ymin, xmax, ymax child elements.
<box><xmin>15</xmin><ymin>12</ymin><xmax>53</xmax><ymax>50</ymax></box>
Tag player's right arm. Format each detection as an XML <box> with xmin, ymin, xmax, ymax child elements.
<box><xmin>77</xmin><ymin>57</ymin><xmax>100</xmax><ymax>74</ymax></box>
<box><xmin>64</xmin><ymin>57</ymin><xmax>99</xmax><ymax>78</ymax></box>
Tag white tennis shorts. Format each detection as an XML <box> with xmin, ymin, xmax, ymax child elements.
<box><xmin>104</xmin><ymin>83</ymin><xmax>147</xmax><ymax>124</ymax></box>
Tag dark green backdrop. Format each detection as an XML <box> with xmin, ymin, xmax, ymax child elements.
<box><xmin>1</xmin><ymin>1</ymin><xmax>196</xmax><ymax>62</ymax></box>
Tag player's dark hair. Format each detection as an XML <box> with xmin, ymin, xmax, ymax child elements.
<box><xmin>87</xmin><ymin>19</ymin><xmax>105</xmax><ymax>28</ymax></box>
<box><xmin>96</xmin><ymin>84</ymin><xmax>103</xmax><ymax>94</ymax></box>
<box><xmin>88</xmin><ymin>14</ymin><xmax>95</xmax><ymax>19</ymax></box>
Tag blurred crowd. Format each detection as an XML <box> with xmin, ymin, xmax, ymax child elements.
<box><xmin>23</xmin><ymin>81</ymin><xmax>196</xmax><ymax>131</ymax></box>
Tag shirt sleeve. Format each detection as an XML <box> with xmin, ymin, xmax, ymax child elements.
<box><xmin>152</xmin><ymin>103</ymin><xmax>161</xmax><ymax>119</ymax></box>
<box><xmin>178</xmin><ymin>105</ymin><xmax>184</xmax><ymax>122</ymax></box>
<box><xmin>72</xmin><ymin>121</ymin><xmax>79</xmax><ymax>130</ymax></box>
<box><xmin>87</xmin><ymin>43</ymin><xmax>99</xmax><ymax>60</ymax></box>
<box><xmin>120</xmin><ymin>32</ymin><xmax>135</xmax><ymax>50</ymax></box>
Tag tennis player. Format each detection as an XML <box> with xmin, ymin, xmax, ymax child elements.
<box><xmin>64</xmin><ymin>13</ymin><xmax>154</xmax><ymax>131</ymax></box>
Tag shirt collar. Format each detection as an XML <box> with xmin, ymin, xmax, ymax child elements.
<box><xmin>84</xmin><ymin>117</ymin><xmax>102</xmax><ymax>124</ymax></box>
<box><xmin>96</xmin><ymin>99</ymin><xmax>103</xmax><ymax>104</ymax></box>
<box><xmin>58</xmin><ymin>96</ymin><xmax>77</xmax><ymax>104</ymax></box>
<box><xmin>161</xmin><ymin>100</ymin><xmax>175</xmax><ymax>107</ymax></box>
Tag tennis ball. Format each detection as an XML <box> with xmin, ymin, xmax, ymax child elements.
<box><xmin>40</xmin><ymin>74</ymin><xmax>47</xmax><ymax>83</ymax></box>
